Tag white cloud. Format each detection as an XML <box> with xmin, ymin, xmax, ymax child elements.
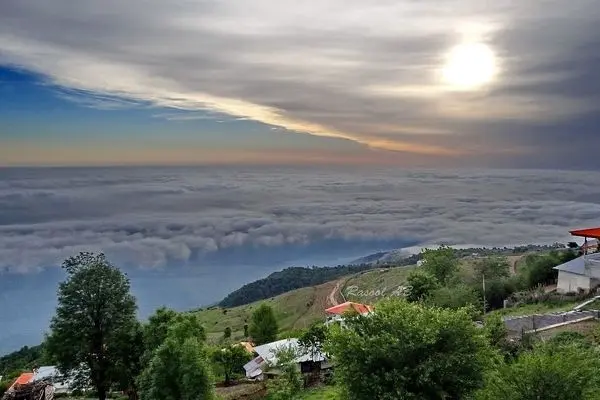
<box><xmin>2</xmin><ymin>0</ymin><xmax>600</xmax><ymax>160</ymax></box>
<box><xmin>2</xmin><ymin>167</ymin><xmax>600</xmax><ymax>273</ymax></box>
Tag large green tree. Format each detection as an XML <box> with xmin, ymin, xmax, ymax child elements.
<box><xmin>139</xmin><ymin>338</ymin><xmax>214</xmax><ymax>400</ymax></box>
<box><xmin>249</xmin><ymin>304</ymin><xmax>278</xmax><ymax>345</ymax></box>
<box><xmin>143</xmin><ymin>307</ymin><xmax>179</xmax><ymax>356</ymax></box>
<box><xmin>327</xmin><ymin>299</ymin><xmax>495</xmax><ymax>400</ymax></box>
<box><xmin>46</xmin><ymin>252</ymin><xmax>137</xmax><ymax>400</ymax></box>
<box><xmin>421</xmin><ymin>245</ymin><xmax>459</xmax><ymax>284</ymax></box>
<box><xmin>211</xmin><ymin>345</ymin><xmax>252</xmax><ymax>386</ymax></box>
<box><xmin>476</xmin><ymin>344</ymin><xmax>600</xmax><ymax>400</ymax></box>
<box><xmin>405</xmin><ymin>269</ymin><xmax>439</xmax><ymax>302</ymax></box>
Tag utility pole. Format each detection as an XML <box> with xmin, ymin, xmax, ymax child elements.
<box><xmin>482</xmin><ymin>273</ymin><xmax>487</xmax><ymax>314</ymax></box>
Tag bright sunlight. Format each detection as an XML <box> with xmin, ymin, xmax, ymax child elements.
<box><xmin>441</xmin><ymin>42</ymin><xmax>498</xmax><ymax>90</ymax></box>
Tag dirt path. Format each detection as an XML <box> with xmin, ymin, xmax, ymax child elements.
<box><xmin>327</xmin><ymin>279</ymin><xmax>344</xmax><ymax>307</ymax></box>
<box><xmin>508</xmin><ymin>255</ymin><xmax>525</xmax><ymax>275</ymax></box>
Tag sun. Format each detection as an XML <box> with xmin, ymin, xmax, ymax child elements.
<box><xmin>441</xmin><ymin>42</ymin><xmax>498</xmax><ymax>90</ymax></box>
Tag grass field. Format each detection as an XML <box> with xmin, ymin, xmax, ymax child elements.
<box><xmin>196</xmin><ymin>280</ymin><xmax>339</xmax><ymax>343</ymax></box>
<box><xmin>341</xmin><ymin>266</ymin><xmax>416</xmax><ymax>304</ymax></box>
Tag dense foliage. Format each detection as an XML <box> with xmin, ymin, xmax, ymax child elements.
<box><xmin>327</xmin><ymin>299</ymin><xmax>496</xmax><ymax>400</ymax></box>
<box><xmin>476</xmin><ymin>344</ymin><xmax>600</xmax><ymax>400</ymax></box>
<box><xmin>267</xmin><ymin>347</ymin><xmax>303</xmax><ymax>400</ymax></box>
<box><xmin>249</xmin><ymin>304</ymin><xmax>279</xmax><ymax>345</ymax></box>
<box><xmin>138</xmin><ymin>320</ymin><xmax>215</xmax><ymax>400</ymax></box>
<box><xmin>0</xmin><ymin>345</ymin><xmax>45</xmax><ymax>378</ymax></box>
<box><xmin>421</xmin><ymin>245</ymin><xmax>459</xmax><ymax>284</ymax></box>
<box><xmin>211</xmin><ymin>345</ymin><xmax>252</xmax><ymax>386</ymax></box>
<box><xmin>405</xmin><ymin>269</ymin><xmax>439</xmax><ymax>302</ymax></box>
<box><xmin>219</xmin><ymin>265</ymin><xmax>376</xmax><ymax>307</ymax></box>
<box><xmin>45</xmin><ymin>252</ymin><xmax>138</xmax><ymax>400</ymax></box>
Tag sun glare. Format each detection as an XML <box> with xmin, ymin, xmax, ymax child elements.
<box><xmin>441</xmin><ymin>42</ymin><xmax>498</xmax><ymax>90</ymax></box>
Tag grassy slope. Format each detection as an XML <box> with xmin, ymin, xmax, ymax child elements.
<box><xmin>196</xmin><ymin>280</ymin><xmax>339</xmax><ymax>343</ymax></box>
<box><xmin>341</xmin><ymin>266</ymin><xmax>416</xmax><ymax>303</ymax></box>
<box><xmin>198</xmin><ymin>254</ymin><xmax>543</xmax><ymax>342</ymax></box>
<box><xmin>197</xmin><ymin>266</ymin><xmax>420</xmax><ymax>342</ymax></box>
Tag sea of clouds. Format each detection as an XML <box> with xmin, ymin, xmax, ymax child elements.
<box><xmin>2</xmin><ymin>166</ymin><xmax>600</xmax><ymax>274</ymax></box>
<box><xmin>2</xmin><ymin>166</ymin><xmax>600</xmax><ymax>353</ymax></box>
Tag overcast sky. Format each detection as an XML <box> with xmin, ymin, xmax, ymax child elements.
<box><xmin>1</xmin><ymin>0</ymin><xmax>600</xmax><ymax>168</ymax></box>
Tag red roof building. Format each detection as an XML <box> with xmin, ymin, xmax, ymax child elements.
<box><xmin>325</xmin><ymin>301</ymin><xmax>373</xmax><ymax>315</ymax></box>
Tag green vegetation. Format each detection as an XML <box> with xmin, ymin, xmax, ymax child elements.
<box><xmin>421</xmin><ymin>244</ymin><xmax>460</xmax><ymax>284</ymax></box>
<box><xmin>211</xmin><ymin>345</ymin><xmax>252</xmax><ymax>386</ymax></box>
<box><xmin>405</xmin><ymin>269</ymin><xmax>438</xmax><ymax>302</ymax></box>
<box><xmin>298</xmin><ymin>387</ymin><xmax>339</xmax><ymax>400</ymax></box>
<box><xmin>249</xmin><ymin>304</ymin><xmax>279</xmax><ymax>345</ymax></box>
<box><xmin>327</xmin><ymin>299</ymin><xmax>496</xmax><ymax>400</ymax></box>
<box><xmin>219</xmin><ymin>265</ymin><xmax>376</xmax><ymax>307</ymax></box>
<box><xmin>45</xmin><ymin>252</ymin><xmax>138</xmax><ymax>400</ymax></box>
<box><xmin>266</xmin><ymin>347</ymin><xmax>303</xmax><ymax>400</ymax></box>
<box><xmin>476</xmin><ymin>344</ymin><xmax>600</xmax><ymax>400</ymax></box>
<box><xmin>139</xmin><ymin>319</ymin><xmax>215</xmax><ymax>400</ymax></box>
<box><xmin>0</xmin><ymin>345</ymin><xmax>45</xmax><ymax>378</ymax></box>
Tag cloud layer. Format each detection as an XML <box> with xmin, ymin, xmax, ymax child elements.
<box><xmin>2</xmin><ymin>166</ymin><xmax>600</xmax><ymax>274</ymax></box>
<box><xmin>2</xmin><ymin>0</ymin><xmax>600</xmax><ymax>166</ymax></box>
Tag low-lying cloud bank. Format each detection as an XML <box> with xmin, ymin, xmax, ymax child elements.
<box><xmin>2</xmin><ymin>167</ymin><xmax>600</xmax><ymax>274</ymax></box>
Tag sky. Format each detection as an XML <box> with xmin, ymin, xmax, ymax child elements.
<box><xmin>1</xmin><ymin>0</ymin><xmax>600</xmax><ymax>168</ymax></box>
<box><xmin>3</xmin><ymin>166</ymin><xmax>600</xmax><ymax>353</ymax></box>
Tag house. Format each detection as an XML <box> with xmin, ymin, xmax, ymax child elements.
<box><xmin>243</xmin><ymin>338</ymin><xmax>330</xmax><ymax>380</ymax></box>
<box><xmin>555</xmin><ymin>228</ymin><xmax>600</xmax><ymax>293</ymax></box>
<box><xmin>324</xmin><ymin>301</ymin><xmax>374</xmax><ymax>326</ymax></box>
<box><xmin>4</xmin><ymin>366</ymin><xmax>72</xmax><ymax>397</ymax></box>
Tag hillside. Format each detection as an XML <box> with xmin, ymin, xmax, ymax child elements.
<box><xmin>218</xmin><ymin>264</ymin><xmax>375</xmax><ymax>307</ymax></box>
<box><xmin>198</xmin><ymin>279</ymin><xmax>343</xmax><ymax>343</ymax></box>
<box><xmin>198</xmin><ymin>265</ymin><xmax>419</xmax><ymax>342</ymax></box>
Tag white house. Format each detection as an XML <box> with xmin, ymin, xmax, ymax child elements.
<box><xmin>243</xmin><ymin>338</ymin><xmax>329</xmax><ymax>379</ymax></box>
<box><xmin>555</xmin><ymin>255</ymin><xmax>600</xmax><ymax>293</ymax></box>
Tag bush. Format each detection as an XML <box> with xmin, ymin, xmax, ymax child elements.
<box><xmin>327</xmin><ymin>299</ymin><xmax>497</xmax><ymax>400</ymax></box>
<box><xmin>476</xmin><ymin>344</ymin><xmax>600</xmax><ymax>400</ymax></box>
<box><xmin>426</xmin><ymin>284</ymin><xmax>481</xmax><ymax>312</ymax></box>
<box><xmin>405</xmin><ymin>269</ymin><xmax>439</xmax><ymax>302</ymax></box>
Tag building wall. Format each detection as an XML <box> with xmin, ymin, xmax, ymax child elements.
<box><xmin>557</xmin><ymin>271</ymin><xmax>591</xmax><ymax>293</ymax></box>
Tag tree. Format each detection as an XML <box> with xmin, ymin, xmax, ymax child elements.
<box><xmin>46</xmin><ymin>252</ymin><xmax>137</xmax><ymax>400</ymax></box>
<box><xmin>483</xmin><ymin>313</ymin><xmax>508</xmax><ymax>349</ymax></box>
<box><xmin>474</xmin><ymin>257</ymin><xmax>510</xmax><ymax>280</ymax></box>
<box><xmin>143</xmin><ymin>307</ymin><xmax>179</xmax><ymax>356</ymax></box>
<box><xmin>112</xmin><ymin>322</ymin><xmax>145</xmax><ymax>400</ymax></box>
<box><xmin>476</xmin><ymin>344</ymin><xmax>600</xmax><ymax>400</ymax></box>
<box><xmin>405</xmin><ymin>269</ymin><xmax>439</xmax><ymax>302</ymax></box>
<box><xmin>327</xmin><ymin>299</ymin><xmax>496</xmax><ymax>400</ymax></box>
<box><xmin>421</xmin><ymin>245</ymin><xmax>459</xmax><ymax>284</ymax></box>
<box><xmin>211</xmin><ymin>345</ymin><xmax>252</xmax><ymax>386</ymax></box>
<box><xmin>224</xmin><ymin>327</ymin><xmax>232</xmax><ymax>340</ymax></box>
<box><xmin>298</xmin><ymin>323</ymin><xmax>327</xmax><ymax>360</ymax></box>
<box><xmin>426</xmin><ymin>284</ymin><xmax>481</xmax><ymax>313</ymax></box>
<box><xmin>243</xmin><ymin>324</ymin><xmax>249</xmax><ymax>338</ymax></box>
<box><xmin>138</xmin><ymin>333</ymin><xmax>215</xmax><ymax>400</ymax></box>
<box><xmin>267</xmin><ymin>347</ymin><xmax>303</xmax><ymax>400</ymax></box>
<box><xmin>522</xmin><ymin>253</ymin><xmax>561</xmax><ymax>288</ymax></box>
<box><xmin>249</xmin><ymin>304</ymin><xmax>278</xmax><ymax>345</ymax></box>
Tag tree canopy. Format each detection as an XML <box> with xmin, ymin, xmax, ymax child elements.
<box><xmin>249</xmin><ymin>304</ymin><xmax>279</xmax><ymax>345</ymax></box>
<box><xmin>476</xmin><ymin>344</ymin><xmax>600</xmax><ymax>400</ymax></box>
<box><xmin>405</xmin><ymin>269</ymin><xmax>439</xmax><ymax>302</ymax></box>
<box><xmin>138</xmin><ymin>333</ymin><xmax>215</xmax><ymax>400</ymax></box>
<box><xmin>46</xmin><ymin>252</ymin><xmax>138</xmax><ymax>400</ymax></box>
<box><xmin>421</xmin><ymin>245</ymin><xmax>459</xmax><ymax>284</ymax></box>
<box><xmin>327</xmin><ymin>299</ymin><xmax>496</xmax><ymax>400</ymax></box>
<box><xmin>211</xmin><ymin>345</ymin><xmax>252</xmax><ymax>386</ymax></box>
